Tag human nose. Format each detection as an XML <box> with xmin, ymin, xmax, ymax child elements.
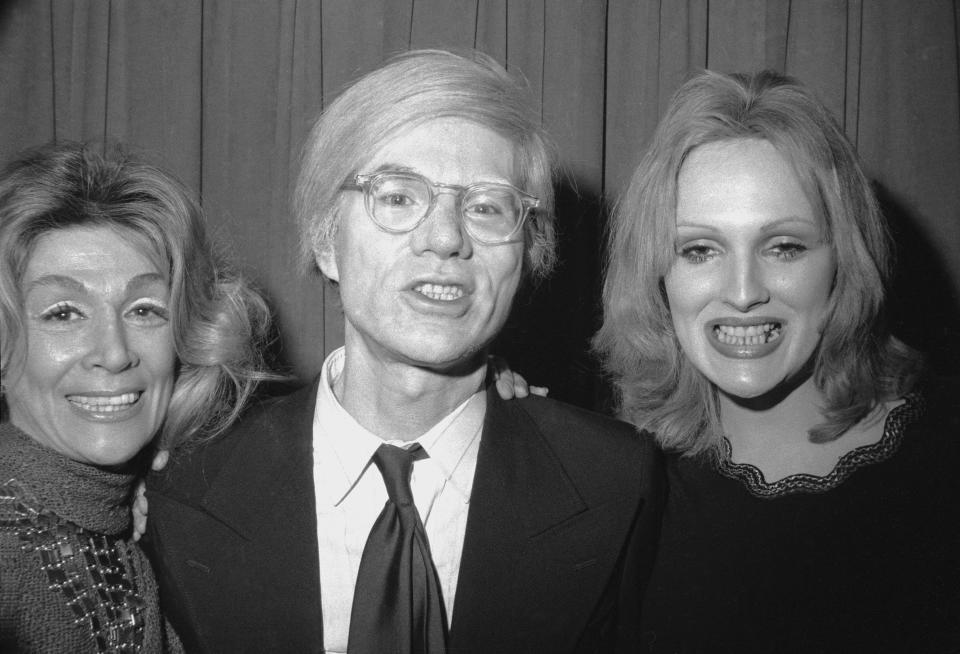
<box><xmin>411</xmin><ymin>192</ymin><xmax>473</xmax><ymax>259</ymax></box>
<box><xmin>82</xmin><ymin>314</ymin><xmax>138</xmax><ymax>372</ymax></box>
<box><xmin>723</xmin><ymin>253</ymin><xmax>770</xmax><ymax>312</ymax></box>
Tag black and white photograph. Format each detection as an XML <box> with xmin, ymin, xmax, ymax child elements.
<box><xmin>1</xmin><ymin>2</ymin><xmax>959</xmax><ymax>652</ymax></box>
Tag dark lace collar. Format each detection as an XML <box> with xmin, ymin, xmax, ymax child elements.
<box><xmin>715</xmin><ymin>392</ymin><xmax>925</xmax><ymax>498</ymax></box>
<box><xmin>0</xmin><ymin>422</ymin><xmax>137</xmax><ymax>534</ymax></box>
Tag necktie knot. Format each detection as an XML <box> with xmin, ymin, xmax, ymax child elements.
<box><xmin>372</xmin><ymin>443</ymin><xmax>426</xmax><ymax>507</ymax></box>
<box><xmin>350</xmin><ymin>442</ymin><xmax>448</xmax><ymax>653</ymax></box>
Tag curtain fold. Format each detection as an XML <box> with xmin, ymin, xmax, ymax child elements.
<box><xmin>2</xmin><ymin>0</ymin><xmax>957</xmax><ymax>401</ymax></box>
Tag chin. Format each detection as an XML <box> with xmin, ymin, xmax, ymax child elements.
<box><xmin>717</xmin><ymin>384</ymin><xmax>768</xmax><ymax>401</ymax></box>
<box><xmin>391</xmin><ymin>330</ymin><xmax>485</xmax><ymax>365</ymax></box>
<box><xmin>417</xmin><ymin>351</ymin><xmax>485</xmax><ymax>373</ymax></box>
<box><xmin>709</xmin><ymin>370</ymin><xmax>779</xmax><ymax>401</ymax></box>
<box><xmin>77</xmin><ymin>433</ymin><xmax>152</xmax><ymax>468</ymax></box>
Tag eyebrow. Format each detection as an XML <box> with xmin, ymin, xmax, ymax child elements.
<box><xmin>675</xmin><ymin>216</ymin><xmax>820</xmax><ymax>233</ymax></box>
<box><xmin>364</xmin><ymin>163</ymin><xmax>516</xmax><ymax>188</ymax></box>
<box><xmin>25</xmin><ymin>272</ymin><xmax>169</xmax><ymax>296</ymax></box>
<box><xmin>125</xmin><ymin>272</ymin><xmax>169</xmax><ymax>291</ymax></box>
<box><xmin>367</xmin><ymin>163</ymin><xmax>417</xmax><ymax>175</ymax></box>
<box><xmin>759</xmin><ymin>216</ymin><xmax>820</xmax><ymax>233</ymax></box>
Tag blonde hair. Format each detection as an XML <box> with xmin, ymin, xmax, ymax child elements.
<box><xmin>594</xmin><ymin>70</ymin><xmax>922</xmax><ymax>456</ymax></box>
<box><xmin>294</xmin><ymin>49</ymin><xmax>558</xmax><ymax>282</ymax></box>
<box><xmin>0</xmin><ymin>142</ymin><xmax>274</xmax><ymax>450</ymax></box>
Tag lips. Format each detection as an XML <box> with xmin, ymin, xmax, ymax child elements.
<box><xmin>413</xmin><ymin>282</ymin><xmax>464</xmax><ymax>301</ymax></box>
<box><xmin>66</xmin><ymin>392</ymin><xmax>142</xmax><ymax>413</ymax></box>
<box><xmin>706</xmin><ymin>319</ymin><xmax>784</xmax><ymax>358</ymax></box>
<box><xmin>714</xmin><ymin>322</ymin><xmax>781</xmax><ymax>346</ymax></box>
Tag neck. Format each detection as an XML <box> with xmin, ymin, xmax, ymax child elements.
<box><xmin>720</xmin><ymin>374</ymin><xmax>825</xmax><ymax>450</ymax></box>
<box><xmin>719</xmin><ymin>374</ymin><xmax>891</xmax><ymax>481</ymax></box>
<box><xmin>720</xmin><ymin>374</ymin><xmax>832</xmax><ymax>480</ymax></box>
<box><xmin>334</xmin><ymin>344</ymin><xmax>487</xmax><ymax>443</ymax></box>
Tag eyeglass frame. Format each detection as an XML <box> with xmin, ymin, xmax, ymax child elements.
<box><xmin>340</xmin><ymin>170</ymin><xmax>541</xmax><ymax>245</ymax></box>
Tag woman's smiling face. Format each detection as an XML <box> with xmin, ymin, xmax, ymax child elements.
<box><xmin>6</xmin><ymin>226</ymin><xmax>175</xmax><ymax>467</ymax></box>
<box><xmin>664</xmin><ymin>138</ymin><xmax>836</xmax><ymax>401</ymax></box>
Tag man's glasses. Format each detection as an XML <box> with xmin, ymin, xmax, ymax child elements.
<box><xmin>341</xmin><ymin>170</ymin><xmax>540</xmax><ymax>244</ymax></box>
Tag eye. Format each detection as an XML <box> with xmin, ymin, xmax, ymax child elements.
<box><xmin>768</xmin><ymin>241</ymin><xmax>808</xmax><ymax>260</ymax></box>
<box><xmin>380</xmin><ymin>192</ymin><xmax>416</xmax><ymax>207</ymax></box>
<box><xmin>127</xmin><ymin>301</ymin><xmax>169</xmax><ymax>325</ymax></box>
<box><xmin>678</xmin><ymin>243</ymin><xmax>718</xmax><ymax>264</ymax></box>
<box><xmin>370</xmin><ymin>177</ymin><xmax>427</xmax><ymax>211</ymax></box>
<box><xmin>39</xmin><ymin>302</ymin><xmax>84</xmax><ymax>322</ymax></box>
<box><xmin>464</xmin><ymin>188</ymin><xmax>517</xmax><ymax>221</ymax></box>
<box><xmin>464</xmin><ymin>202</ymin><xmax>504</xmax><ymax>217</ymax></box>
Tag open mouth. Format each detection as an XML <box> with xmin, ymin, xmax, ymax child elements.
<box><xmin>67</xmin><ymin>392</ymin><xmax>142</xmax><ymax>413</ymax></box>
<box><xmin>413</xmin><ymin>282</ymin><xmax>464</xmax><ymax>302</ymax></box>
<box><xmin>713</xmin><ymin>322</ymin><xmax>782</xmax><ymax>346</ymax></box>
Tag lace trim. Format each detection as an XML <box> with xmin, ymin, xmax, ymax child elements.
<box><xmin>715</xmin><ymin>392</ymin><xmax>925</xmax><ymax>498</ymax></box>
<box><xmin>0</xmin><ymin>479</ymin><xmax>146</xmax><ymax>652</ymax></box>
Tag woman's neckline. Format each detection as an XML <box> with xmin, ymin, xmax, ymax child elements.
<box><xmin>715</xmin><ymin>391</ymin><xmax>924</xmax><ymax>498</ymax></box>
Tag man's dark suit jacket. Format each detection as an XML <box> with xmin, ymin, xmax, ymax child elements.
<box><xmin>144</xmin><ymin>380</ymin><xmax>664</xmax><ymax>653</ymax></box>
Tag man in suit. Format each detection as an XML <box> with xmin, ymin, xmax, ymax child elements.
<box><xmin>145</xmin><ymin>49</ymin><xmax>662</xmax><ymax>654</ymax></box>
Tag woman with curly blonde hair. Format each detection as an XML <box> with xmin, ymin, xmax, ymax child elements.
<box><xmin>0</xmin><ymin>142</ymin><xmax>272</xmax><ymax>652</ymax></box>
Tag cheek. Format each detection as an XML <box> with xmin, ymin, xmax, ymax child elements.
<box><xmin>663</xmin><ymin>269</ymin><xmax>702</xmax><ymax>326</ymax></box>
<box><xmin>338</xmin><ymin>230</ymin><xmax>401</xmax><ymax>294</ymax></box>
<box><xmin>784</xmin><ymin>258</ymin><xmax>835</xmax><ymax>320</ymax></box>
<box><xmin>484</xmin><ymin>249</ymin><xmax>524</xmax><ymax>305</ymax></box>
<box><xmin>15</xmin><ymin>332</ymin><xmax>80</xmax><ymax>391</ymax></box>
<box><xmin>136</xmin><ymin>329</ymin><xmax>177</xmax><ymax>385</ymax></box>
<box><xmin>3</xmin><ymin>341</ymin><xmax>67</xmax><ymax>427</ymax></box>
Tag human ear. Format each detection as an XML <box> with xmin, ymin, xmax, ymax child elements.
<box><xmin>313</xmin><ymin>234</ymin><xmax>340</xmax><ymax>282</ymax></box>
<box><xmin>316</xmin><ymin>242</ymin><xmax>339</xmax><ymax>282</ymax></box>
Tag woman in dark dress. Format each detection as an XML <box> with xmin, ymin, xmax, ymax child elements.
<box><xmin>594</xmin><ymin>70</ymin><xmax>960</xmax><ymax>653</ymax></box>
<box><xmin>0</xmin><ymin>142</ymin><xmax>271</xmax><ymax>652</ymax></box>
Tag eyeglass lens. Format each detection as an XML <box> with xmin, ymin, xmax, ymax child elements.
<box><xmin>367</xmin><ymin>174</ymin><xmax>523</xmax><ymax>242</ymax></box>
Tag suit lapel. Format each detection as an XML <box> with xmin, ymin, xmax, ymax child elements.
<box><xmin>201</xmin><ymin>381</ymin><xmax>319</xmax><ymax>537</ymax></box>
<box><xmin>450</xmin><ymin>388</ymin><xmax>588</xmax><ymax>648</ymax></box>
<box><xmin>199</xmin><ymin>380</ymin><xmax>324</xmax><ymax>649</ymax></box>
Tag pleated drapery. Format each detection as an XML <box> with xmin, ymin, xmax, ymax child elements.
<box><xmin>2</xmin><ymin>0</ymin><xmax>958</xmax><ymax>405</ymax></box>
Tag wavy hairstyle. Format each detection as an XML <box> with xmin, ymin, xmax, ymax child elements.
<box><xmin>293</xmin><ymin>48</ymin><xmax>558</xmax><ymax>283</ymax></box>
<box><xmin>0</xmin><ymin>142</ymin><xmax>274</xmax><ymax>450</ymax></box>
<box><xmin>594</xmin><ymin>70</ymin><xmax>922</xmax><ymax>456</ymax></box>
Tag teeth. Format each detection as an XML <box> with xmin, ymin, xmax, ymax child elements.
<box><xmin>67</xmin><ymin>392</ymin><xmax>140</xmax><ymax>412</ymax></box>
<box><xmin>414</xmin><ymin>283</ymin><xmax>464</xmax><ymax>301</ymax></box>
<box><xmin>713</xmin><ymin>323</ymin><xmax>781</xmax><ymax>346</ymax></box>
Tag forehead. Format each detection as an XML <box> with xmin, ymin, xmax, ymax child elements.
<box><xmin>676</xmin><ymin>139</ymin><xmax>817</xmax><ymax>228</ymax></box>
<box><xmin>23</xmin><ymin>226</ymin><xmax>167</xmax><ymax>290</ymax></box>
<box><xmin>362</xmin><ymin>117</ymin><xmax>519</xmax><ymax>185</ymax></box>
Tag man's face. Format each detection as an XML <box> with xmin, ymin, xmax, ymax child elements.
<box><xmin>318</xmin><ymin>117</ymin><xmax>525</xmax><ymax>373</ymax></box>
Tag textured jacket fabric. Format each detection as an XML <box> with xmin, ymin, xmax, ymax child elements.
<box><xmin>0</xmin><ymin>421</ymin><xmax>183</xmax><ymax>653</ymax></box>
<box><xmin>145</xmin><ymin>380</ymin><xmax>664</xmax><ymax>653</ymax></box>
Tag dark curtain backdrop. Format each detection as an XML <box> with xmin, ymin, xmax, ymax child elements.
<box><xmin>2</xmin><ymin>0</ymin><xmax>958</xmax><ymax>406</ymax></box>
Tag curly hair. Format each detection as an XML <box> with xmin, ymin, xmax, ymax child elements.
<box><xmin>0</xmin><ymin>141</ymin><xmax>275</xmax><ymax>450</ymax></box>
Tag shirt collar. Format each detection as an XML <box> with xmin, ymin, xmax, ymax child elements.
<box><xmin>313</xmin><ymin>347</ymin><xmax>485</xmax><ymax>507</ymax></box>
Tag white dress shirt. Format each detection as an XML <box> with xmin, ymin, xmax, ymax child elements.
<box><xmin>312</xmin><ymin>347</ymin><xmax>484</xmax><ymax>654</ymax></box>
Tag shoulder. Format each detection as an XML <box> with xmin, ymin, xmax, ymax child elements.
<box><xmin>916</xmin><ymin>375</ymin><xmax>960</xmax><ymax>415</ymax></box>
<box><xmin>494</xmin><ymin>391</ymin><xmax>655</xmax><ymax>449</ymax></box>
<box><xmin>486</xmin><ymin>391</ymin><xmax>663</xmax><ymax>492</ymax></box>
<box><xmin>901</xmin><ymin>375</ymin><xmax>960</xmax><ymax>454</ymax></box>
<box><xmin>149</xmin><ymin>380</ymin><xmax>318</xmax><ymax>501</ymax></box>
<box><xmin>895</xmin><ymin>376</ymin><xmax>960</xmax><ymax>440</ymax></box>
<box><xmin>0</xmin><ymin>422</ymin><xmax>30</xmax><ymax>472</ymax></box>
<box><xmin>215</xmin><ymin>380</ymin><xmax>319</xmax><ymax>446</ymax></box>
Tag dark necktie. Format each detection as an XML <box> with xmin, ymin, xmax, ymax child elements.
<box><xmin>348</xmin><ymin>443</ymin><xmax>448</xmax><ymax>654</ymax></box>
